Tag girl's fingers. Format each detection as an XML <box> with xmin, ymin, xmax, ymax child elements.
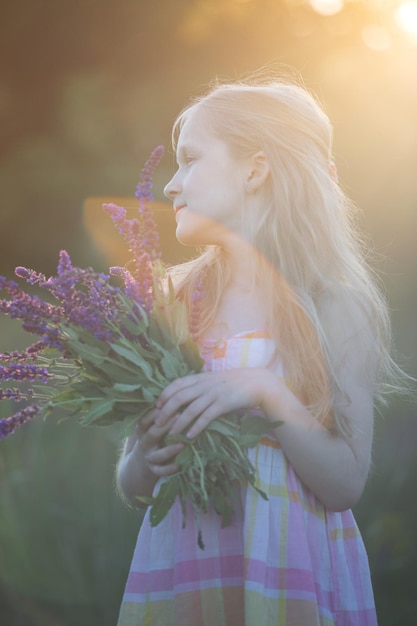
<box><xmin>137</xmin><ymin>413</ymin><xmax>176</xmax><ymax>441</ymax></box>
<box><xmin>156</xmin><ymin>374</ymin><xmax>200</xmax><ymax>408</ymax></box>
<box><xmin>145</xmin><ymin>442</ymin><xmax>184</xmax><ymax>476</ymax></box>
<box><xmin>166</xmin><ymin>394</ymin><xmax>217</xmax><ymax>436</ymax></box>
<box><xmin>146</xmin><ymin>442</ymin><xmax>184</xmax><ymax>464</ymax></box>
<box><xmin>151</xmin><ymin>369</ymin><xmax>267</xmax><ymax>438</ymax></box>
<box><xmin>147</xmin><ymin>462</ymin><xmax>181</xmax><ymax>477</ymax></box>
<box><xmin>155</xmin><ymin>374</ymin><xmax>214</xmax><ymax>416</ymax></box>
<box><xmin>135</xmin><ymin>408</ymin><xmax>162</xmax><ymax>437</ymax></box>
<box><xmin>155</xmin><ymin>380</ymin><xmax>215</xmax><ymax>427</ymax></box>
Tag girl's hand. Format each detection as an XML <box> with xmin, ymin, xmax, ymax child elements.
<box><xmin>136</xmin><ymin>408</ymin><xmax>184</xmax><ymax>477</ymax></box>
<box><xmin>155</xmin><ymin>368</ymin><xmax>277</xmax><ymax>439</ymax></box>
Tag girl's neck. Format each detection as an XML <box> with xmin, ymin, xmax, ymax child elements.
<box><xmin>198</xmin><ymin>237</ymin><xmax>270</xmax><ymax>341</ymax></box>
<box><xmin>202</xmin><ymin>277</ymin><xmax>267</xmax><ymax>342</ymax></box>
<box><xmin>221</xmin><ymin>236</ymin><xmax>259</xmax><ymax>288</ymax></box>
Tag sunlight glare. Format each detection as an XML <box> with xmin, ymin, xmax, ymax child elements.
<box><xmin>361</xmin><ymin>24</ymin><xmax>392</xmax><ymax>50</ymax></box>
<box><xmin>395</xmin><ymin>1</ymin><xmax>417</xmax><ymax>37</ymax></box>
<box><xmin>309</xmin><ymin>0</ymin><xmax>344</xmax><ymax>17</ymax></box>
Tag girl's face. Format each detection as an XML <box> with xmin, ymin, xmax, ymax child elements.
<box><xmin>164</xmin><ymin>112</ymin><xmax>247</xmax><ymax>248</ymax></box>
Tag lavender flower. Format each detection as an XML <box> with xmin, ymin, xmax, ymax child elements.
<box><xmin>0</xmin><ymin>388</ymin><xmax>33</xmax><ymax>401</ymax></box>
<box><xmin>0</xmin><ymin>405</ymin><xmax>41</xmax><ymax>440</ymax></box>
<box><xmin>14</xmin><ymin>253</ymin><xmax>125</xmax><ymax>343</ymax></box>
<box><xmin>109</xmin><ymin>266</ymin><xmax>145</xmax><ymax>307</ymax></box>
<box><xmin>103</xmin><ymin>145</ymin><xmax>164</xmax><ymax>312</ymax></box>
<box><xmin>0</xmin><ymin>363</ymin><xmax>51</xmax><ymax>383</ymax></box>
<box><xmin>135</xmin><ymin>145</ymin><xmax>164</xmax><ymax>203</ymax></box>
<box><xmin>135</xmin><ymin>146</ymin><xmax>164</xmax><ymax>261</ymax></box>
<box><xmin>0</xmin><ymin>148</ymin><xmax>168</xmax><ymax>441</ymax></box>
<box><xmin>57</xmin><ymin>249</ymin><xmax>73</xmax><ymax>275</ymax></box>
<box><xmin>0</xmin><ymin>276</ymin><xmax>64</xmax><ymax>349</ymax></box>
<box><xmin>189</xmin><ymin>270</ymin><xmax>207</xmax><ymax>340</ymax></box>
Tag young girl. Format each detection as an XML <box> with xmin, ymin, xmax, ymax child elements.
<box><xmin>116</xmin><ymin>79</ymin><xmax>396</xmax><ymax>625</ymax></box>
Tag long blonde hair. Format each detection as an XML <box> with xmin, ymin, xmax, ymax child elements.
<box><xmin>169</xmin><ymin>79</ymin><xmax>404</xmax><ymax>434</ymax></box>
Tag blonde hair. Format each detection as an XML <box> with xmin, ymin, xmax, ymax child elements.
<box><xmin>169</xmin><ymin>79</ymin><xmax>405</xmax><ymax>435</ymax></box>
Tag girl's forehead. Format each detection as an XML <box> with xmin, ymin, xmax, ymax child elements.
<box><xmin>176</xmin><ymin>115</ymin><xmax>212</xmax><ymax>151</ymax></box>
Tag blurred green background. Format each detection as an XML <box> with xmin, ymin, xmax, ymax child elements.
<box><xmin>0</xmin><ymin>0</ymin><xmax>416</xmax><ymax>624</ymax></box>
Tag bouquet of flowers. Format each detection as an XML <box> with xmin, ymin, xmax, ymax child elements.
<box><xmin>0</xmin><ymin>147</ymin><xmax>274</xmax><ymax>548</ymax></box>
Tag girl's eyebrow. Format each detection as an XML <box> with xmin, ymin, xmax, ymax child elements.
<box><xmin>176</xmin><ymin>143</ymin><xmax>195</xmax><ymax>162</ymax></box>
<box><xmin>175</xmin><ymin>144</ymin><xmax>185</xmax><ymax>161</ymax></box>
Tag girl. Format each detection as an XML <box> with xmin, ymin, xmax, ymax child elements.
<box><xmin>116</xmin><ymin>79</ymin><xmax>396</xmax><ymax>625</ymax></box>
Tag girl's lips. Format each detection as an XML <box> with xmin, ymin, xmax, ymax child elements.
<box><xmin>174</xmin><ymin>204</ymin><xmax>185</xmax><ymax>214</ymax></box>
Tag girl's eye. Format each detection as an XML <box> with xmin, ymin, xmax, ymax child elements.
<box><xmin>186</xmin><ymin>155</ymin><xmax>195</xmax><ymax>165</ymax></box>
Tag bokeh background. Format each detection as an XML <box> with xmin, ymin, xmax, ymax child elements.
<box><xmin>1</xmin><ymin>1</ymin><xmax>416</xmax><ymax>624</ymax></box>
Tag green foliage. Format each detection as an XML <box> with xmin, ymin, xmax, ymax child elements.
<box><xmin>354</xmin><ymin>408</ymin><xmax>417</xmax><ymax>626</ymax></box>
<box><xmin>141</xmin><ymin>415</ymin><xmax>280</xmax><ymax>548</ymax></box>
<box><xmin>0</xmin><ymin>414</ymin><xmax>140</xmax><ymax>626</ymax></box>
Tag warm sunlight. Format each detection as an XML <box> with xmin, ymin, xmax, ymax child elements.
<box><xmin>309</xmin><ymin>0</ymin><xmax>344</xmax><ymax>16</ymax></box>
<box><xmin>395</xmin><ymin>1</ymin><xmax>417</xmax><ymax>37</ymax></box>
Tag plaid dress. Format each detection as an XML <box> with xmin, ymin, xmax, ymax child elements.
<box><xmin>117</xmin><ymin>331</ymin><xmax>377</xmax><ymax>626</ymax></box>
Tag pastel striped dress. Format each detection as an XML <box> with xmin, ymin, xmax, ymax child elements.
<box><xmin>117</xmin><ymin>331</ymin><xmax>377</xmax><ymax>626</ymax></box>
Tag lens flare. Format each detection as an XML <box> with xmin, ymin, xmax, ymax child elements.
<box><xmin>395</xmin><ymin>1</ymin><xmax>417</xmax><ymax>37</ymax></box>
<box><xmin>361</xmin><ymin>24</ymin><xmax>393</xmax><ymax>51</ymax></box>
<box><xmin>309</xmin><ymin>0</ymin><xmax>344</xmax><ymax>17</ymax></box>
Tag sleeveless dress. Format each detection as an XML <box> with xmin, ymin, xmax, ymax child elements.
<box><xmin>117</xmin><ymin>331</ymin><xmax>378</xmax><ymax>626</ymax></box>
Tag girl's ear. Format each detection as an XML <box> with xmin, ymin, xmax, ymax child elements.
<box><xmin>245</xmin><ymin>151</ymin><xmax>270</xmax><ymax>193</ymax></box>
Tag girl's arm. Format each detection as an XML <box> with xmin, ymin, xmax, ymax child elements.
<box><xmin>258</xmin><ymin>358</ymin><xmax>374</xmax><ymax>512</ymax></box>
<box><xmin>116</xmin><ymin>409</ymin><xmax>184</xmax><ymax>505</ymax></box>
<box><xmin>155</xmin><ymin>306</ymin><xmax>376</xmax><ymax>512</ymax></box>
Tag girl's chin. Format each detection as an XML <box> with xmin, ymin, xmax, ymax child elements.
<box><xmin>175</xmin><ymin>214</ymin><xmax>229</xmax><ymax>247</ymax></box>
<box><xmin>175</xmin><ymin>228</ymin><xmax>209</xmax><ymax>247</ymax></box>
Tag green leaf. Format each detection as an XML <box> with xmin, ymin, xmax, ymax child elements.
<box><xmin>180</xmin><ymin>338</ymin><xmax>205</xmax><ymax>372</ymax></box>
<box><xmin>142</xmin><ymin>387</ymin><xmax>157</xmax><ymax>404</ymax></box>
<box><xmin>112</xmin><ymin>383</ymin><xmax>142</xmax><ymax>393</ymax></box>
<box><xmin>159</xmin><ymin>350</ymin><xmax>184</xmax><ymax>380</ymax></box>
<box><xmin>135</xmin><ymin>495</ymin><xmax>155</xmax><ymax>507</ymax></box>
<box><xmin>109</xmin><ymin>343</ymin><xmax>154</xmax><ymax>378</ymax></box>
<box><xmin>119</xmin><ymin>315</ymin><xmax>147</xmax><ymax>337</ymax></box>
<box><xmin>65</xmin><ymin>341</ymin><xmax>106</xmax><ymax>366</ymax></box>
<box><xmin>240</xmin><ymin>415</ymin><xmax>280</xmax><ymax>437</ymax></box>
<box><xmin>206</xmin><ymin>419</ymin><xmax>239</xmax><ymax>438</ymax></box>
<box><xmin>149</xmin><ymin>478</ymin><xmax>180</xmax><ymax>527</ymax></box>
<box><xmin>92</xmin><ymin>361</ymin><xmax>140</xmax><ymax>384</ymax></box>
<box><xmin>174</xmin><ymin>446</ymin><xmax>193</xmax><ymax>470</ymax></box>
<box><xmin>78</xmin><ymin>399</ymin><xmax>115</xmax><ymax>426</ymax></box>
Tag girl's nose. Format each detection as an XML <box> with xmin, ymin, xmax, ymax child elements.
<box><xmin>163</xmin><ymin>171</ymin><xmax>181</xmax><ymax>200</ymax></box>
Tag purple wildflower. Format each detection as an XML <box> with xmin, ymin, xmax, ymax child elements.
<box><xmin>15</xmin><ymin>266</ymin><xmax>46</xmax><ymax>285</ymax></box>
<box><xmin>0</xmin><ymin>405</ymin><xmax>41</xmax><ymax>440</ymax></box>
<box><xmin>16</xmin><ymin>254</ymin><xmax>123</xmax><ymax>343</ymax></box>
<box><xmin>102</xmin><ymin>203</ymin><xmax>136</xmax><ymax>243</ymax></box>
<box><xmin>0</xmin><ymin>147</ymin><xmax>167</xmax><ymax>441</ymax></box>
<box><xmin>0</xmin><ymin>350</ymin><xmax>29</xmax><ymax>363</ymax></box>
<box><xmin>0</xmin><ymin>276</ymin><xmax>65</xmax><ymax>349</ymax></box>
<box><xmin>26</xmin><ymin>341</ymin><xmax>48</xmax><ymax>357</ymax></box>
<box><xmin>0</xmin><ymin>363</ymin><xmax>51</xmax><ymax>383</ymax></box>
<box><xmin>102</xmin><ymin>205</ymin><xmax>149</xmax><ymax>279</ymax></box>
<box><xmin>0</xmin><ymin>388</ymin><xmax>33</xmax><ymax>401</ymax></box>
<box><xmin>102</xmin><ymin>146</ymin><xmax>164</xmax><ymax>311</ymax></box>
<box><xmin>135</xmin><ymin>146</ymin><xmax>164</xmax><ymax>262</ymax></box>
<box><xmin>135</xmin><ymin>145</ymin><xmax>164</xmax><ymax>203</ymax></box>
<box><xmin>109</xmin><ymin>265</ymin><xmax>151</xmax><ymax>311</ymax></box>
<box><xmin>189</xmin><ymin>271</ymin><xmax>207</xmax><ymax>340</ymax></box>
<box><xmin>57</xmin><ymin>249</ymin><xmax>73</xmax><ymax>275</ymax></box>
